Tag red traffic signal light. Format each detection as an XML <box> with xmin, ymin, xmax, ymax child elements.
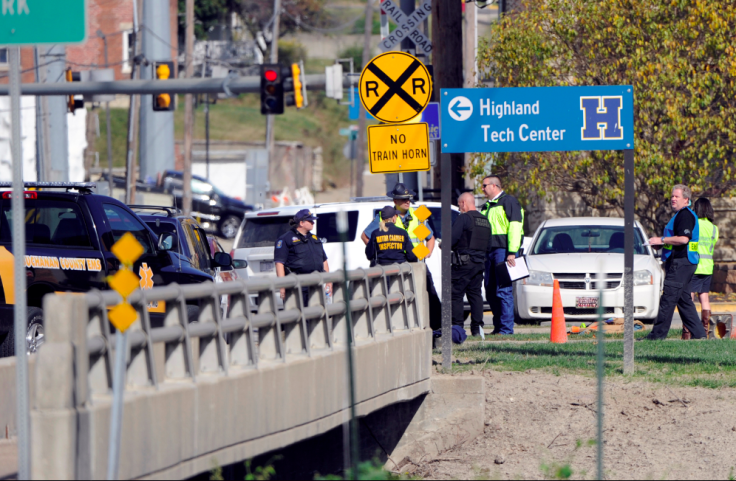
<box><xmin>260</xmin><ymin>64</ymin><xmax>284</xmax><ymax>115</ymax></box>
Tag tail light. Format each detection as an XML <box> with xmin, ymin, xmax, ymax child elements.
<box><xmin>2</xmin><ymin>191</ymin><xmax>37</xmax><ymax>199</ymax></box>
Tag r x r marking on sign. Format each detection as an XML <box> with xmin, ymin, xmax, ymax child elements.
<box><xmin>364</xmin><ymin>60</ymin><xmax>425</xmax><ymax>116</ymax></box>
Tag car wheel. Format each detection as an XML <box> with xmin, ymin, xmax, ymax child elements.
<box><xmin>26</xmin><ymin>307</ymin><xmax>45</xmax><ymax>354</ymax></box>
<box><xmin>218</xmin><ymin>215</ymin><xmax>241</xmax><ymax>239</ymax></box>
<box><xmin>0</xmin><ymin>307</ymin><xmax>44</xmax><ymax>357</ymax></box>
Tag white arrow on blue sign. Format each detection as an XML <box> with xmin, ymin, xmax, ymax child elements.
<box><xmin>440</xmin><ymin>86</ymin><xmax>634</xmax><ymax>153</ymax></box>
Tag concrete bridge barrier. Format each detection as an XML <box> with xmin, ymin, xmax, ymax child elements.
<box><xmin>29</xmin><ymin>263</ymin><xmax>432</xmax><ymax>479</ymax></box>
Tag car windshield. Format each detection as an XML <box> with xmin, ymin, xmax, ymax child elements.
<box><xmin>532</xmin><ymin>225</ymin><xmax>647</xmax><ymax>255</ymax></box>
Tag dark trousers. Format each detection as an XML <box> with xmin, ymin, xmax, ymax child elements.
<box><xmin>484</xmin><ymin>248</ymin><xmax>515</xmax><ymax>334</ymax></box>
<box><xmin>426</xmin><ymin>264</ymin><xmax>443</xmax><ymax>331</ymax></box>
<box><xmin>451</xmin><ymin>259</ymin><xmax>485</xmax><ymax>329</ymax></box>
<box><xmin>648</xmin><ymin>257</ymin><xmax>706</xmax><ymax>340</ymax></box>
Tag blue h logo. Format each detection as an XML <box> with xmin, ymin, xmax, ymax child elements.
<box><xmin>580</xmin><ymin>96</ymin><xmax>623</xmax><ymax>140</ymax></box>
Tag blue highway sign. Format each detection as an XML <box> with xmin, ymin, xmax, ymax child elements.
<box><xmin>441</xmin><ymin>86</ymin><xmax>634</xmax><ymax>153</ymax></box>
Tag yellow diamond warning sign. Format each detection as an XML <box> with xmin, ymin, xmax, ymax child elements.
<box><xmin>359</xmin><ymin>51</ymin><xmax>432</xmax><ymax>124</ymax></box>
<box><xmin>368</xmin><ymin>123</ymin><xmax>430</xmax><ymax>174</ymax></box>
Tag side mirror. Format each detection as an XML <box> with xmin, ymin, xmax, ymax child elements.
<box><xmin>232</xmin><ymin>259</ymin><xmax>248</xmax><ymax>269</ymax></box>
<box><xmin>213</xmin><ymin>251</ymin><xmax>232</xmax><ymax>268</ymax></box>
<box><xmin>158</xmin><ymin>232</ymin><xmax>176</xmax><ymax>251</ymax></box>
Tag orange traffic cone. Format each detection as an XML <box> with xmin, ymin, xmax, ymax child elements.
<box><xmin>550</xmin><ymin>279</ymin><xmax>568</xmax><ymax>344</ymax></box>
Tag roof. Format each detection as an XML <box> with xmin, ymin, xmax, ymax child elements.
<box><xmin>244</xmin><ymin>200</ymin><xmax>449</xmax><ymax>218</ymax></box>
<box><xmin>541</xmin><ymin>217</ymin><xmax>642</xmax><ymax>228</ymax></box>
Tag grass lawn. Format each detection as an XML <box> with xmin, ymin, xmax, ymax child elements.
<box><xmin>90</xmin><ymin>91</ymin><xmax>359</xmax><ymax>186</ymax></box>
<box><xmin>443</xmin><ymin>330</ymin><xmax>736</xmax><ymax>389</ymax></box>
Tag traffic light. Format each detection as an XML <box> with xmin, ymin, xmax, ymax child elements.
<box><xmin>285</xmin><ymin>63</ymin><xmax>306</xmax><ymax>109</ymax></box>
<box><xmin>65</xmin><ymin>68</ymin><xmax>84</xmax><ymax>114</ymax></box>
<box><xmin>260</xmin><ymin>64</ymin><xmax>284</xmax><ymax>115</ymax></box>
<box><xmin>152</xmin><ymin>61</ymin><xmax>175</xmax><ymax>112</ymax></box>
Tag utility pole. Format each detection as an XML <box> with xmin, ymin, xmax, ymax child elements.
<box><xmin>464</xmin><ymin>1</ymin><xmax>478</xmax><ymax>191</ymax></box>
<box><xmin>432</xmin><ymin>0</ymin><xmax>463</xmax><ymax>370</ymax></box>
<box><xmin>41</xmin><ymin>45</ymin><xmax>69</xmax><ymax>182</ymax></box>
<box><xmin>33</xmin><ymin>47</ymin><xmax>45</xmax><ymax>182</ymax></box>
<box><xmin>125</xmin><ymin>0</ymin><xmax>141</xmax><ymax>204</ymax></box>
<box><xmin>140</xmin><ymin>0</ymin><xmax>176</xmax><ymax>182</ymax></box>
<box><xmin>182</xmin><ymin>0</ymin><xmax>195</xmax><ymax>214</ymax></box>
<box><xmin>264</xmin><ymin>0</ymin><xmax>282</xmax><ymax>191</ymax></box>
<box><xmin>355</xmin><ymin>0</ymin><xmax>373</xmax><ymax>198</ymax></box>
<box><xmin>97</xmin><ymin>30</ymin><xmax>114</xmax><ymax>195</ymax></box>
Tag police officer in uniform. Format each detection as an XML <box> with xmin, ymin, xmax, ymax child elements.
<box><xmin>274</xmin><ymin>209</ymin><xmax>331</xmax><ymax>306</ymax></box>
<box><xmin>365</xmin><ymin>206</ymin><xmax>418</xmax><ymax>266</ymax></box>
<box><xmin>480</xmin><ymin>175</ymin><xmax>525</xmax><ymax>335</ymax></box>
<box><xmin>361</xmin><ymin>183</ymin><xmax>442</xmax><ymax>329</ymax></box>
<box><xmin>643</xmin><ymin>184</ymin><xmax>705</xmax><ymax>340</ymax></box>
<box><xmin>450</xmin><ymin>193</ymin><xmax>491</xmax><ymax>336</ymax></box>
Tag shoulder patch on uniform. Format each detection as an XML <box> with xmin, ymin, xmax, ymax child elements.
<box><xmin>276</xmin><ymin>240</ymin><xmax>283</xmax><ymax>248</ymax></box>
<box><xmin>312</xmin><ymin>235</ymin><xmax>318</xmax><ymax>240</ymax></box>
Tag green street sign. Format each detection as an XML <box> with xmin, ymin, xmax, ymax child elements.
<box><xmin>0</xmin><ymin>0</ymin><xmax>86</xmax><ymax>45</ymax></box>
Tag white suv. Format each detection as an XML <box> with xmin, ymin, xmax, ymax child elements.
<box><xmin>230</xmin><ymin>199</ymin><xmax>459</xmax><ymax>300</ymax></box>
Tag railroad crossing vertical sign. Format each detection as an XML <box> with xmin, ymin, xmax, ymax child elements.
<box><xmin>0</xmin><ymin>0</ymin><xmax>86</xmax><ymax>44</ymax></box>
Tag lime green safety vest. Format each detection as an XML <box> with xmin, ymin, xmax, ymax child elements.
<box><xmin>386</xmin><ymin>207</ymin><xmax>423</xmax><ymax>247</ymax></box>
<box><xmin>695</xmin><ymin>218</ymin><xmax>718</xmax><ymax>275</ymax></box>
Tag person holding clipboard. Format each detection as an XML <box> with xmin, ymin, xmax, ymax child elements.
<box><xmin>480</xmin><ymin>175</ymin><xmax>526</xmax><ymax>335</ymax></box>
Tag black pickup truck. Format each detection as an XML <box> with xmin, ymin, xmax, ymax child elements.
<box><xmin>0</xmin><ymin>182</ymin><xmax>230</xmax><ymax>357</ymax></box>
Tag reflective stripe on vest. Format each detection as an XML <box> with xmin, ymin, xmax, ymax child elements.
<box><xmin>383</xmin><ymin>207</ymin><xmax>423</xmax><ymax>247</ymax></box>
<box><xmin>661</xmin><ymin>207</ymin><xmax>700</xmax><ymax>265</ymax></box>
<box><xmin>695</xmin><ymin>218</ymin><xmax>717</xmax><ymax>275</ymax></box>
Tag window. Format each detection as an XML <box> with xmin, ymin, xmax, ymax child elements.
<box><xmin>191</xmin><ymin>179</ymin><xmax>213</xmax><ymax>195</ymax></box>
<box><xmin>0</xmin><ymin>200</ymin><xmax>92</xmax><ymax>248</ymax></box>
<box><xmin>532</xmin><ymin>226</ymin><xmax>647</xmax><ymax>255</ymax></box>
<box><xmin>102</xmin><ymin>203</ymin><xmax>155</xmax><ymax>254</ymax></box>
<box><xmin>0</xmin><ymin>49</ymin><xmax>7</xmax><ymax>65</ymax></box>
<box><xmin>236</xmin><ymin>216</ymin><xmax>292</xmax><ymax>249</ymax></box>
<box><xmin>145</xmin><ymin>220</ymin><xmax>180</xmax><ymax>253</ymax></box>
<box><xmin>182</xmin><ymin>223</ymin><xmax>210</xmax><ymax>271</ymax></box>
<box><xmin>316</xmin><ymin>211</ymin><xmax>358</xmax><ymax>243</ymax></box>
<box><xmin>121</xmin><ymin>30</ymin><xmax>133</xmax><ymax>74</ymax></box>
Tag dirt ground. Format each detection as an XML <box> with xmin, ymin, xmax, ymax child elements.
<box><xmin>413</xmin><ymin>370</ymin><xmax>736</xmax><ymax>480</ymax></box>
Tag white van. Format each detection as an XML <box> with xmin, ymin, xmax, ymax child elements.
<box><xmin>230</xmin><ymin>198</ymin><xmax>460</xmax><ymax>302</ymax></box>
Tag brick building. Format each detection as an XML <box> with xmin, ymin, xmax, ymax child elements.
<box><xmin>0</xmin><ymin>0</ymin><xmax>177</xmax><ymax>83</ymax></box>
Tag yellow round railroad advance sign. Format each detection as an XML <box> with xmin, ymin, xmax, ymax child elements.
<box><xmin>359</xmin><ymin>51</ymin><xmax>432</xmax><ymax>124</ymax></box>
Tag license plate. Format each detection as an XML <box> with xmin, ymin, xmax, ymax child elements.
<box><xmin>260</xmin><ymin>261</ymin><xmax>274</xmax><ymax>272</ymax></box>
<box><xmin>576</xmin><ymin>297</ymin><xmax>599</xmax><ymax>308</ymax></box>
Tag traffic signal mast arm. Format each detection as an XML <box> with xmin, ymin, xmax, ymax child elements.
<box><xmin>0</xmin><ymin>73</ymin><xmax>337</xmax><ymax>96</ymax></box>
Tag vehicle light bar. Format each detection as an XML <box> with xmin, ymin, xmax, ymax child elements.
<box><xmin>1</xmin><ymin>191</ymin><xmax>38</xmax><ymax>199</ymax></box>
<box><xmin>0</xmin><ymin>182</ymin><xmax>97</xmax><ymax>189</ymax></box>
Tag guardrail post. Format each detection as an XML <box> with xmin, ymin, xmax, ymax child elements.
<box><xmin>410</xmin><ymin>263</ymin><xmax>429</xmax><ymax>329</ymax></box>
<box><xmin>87</xmin><ymin>291</ymin><xmax>114</xmax><ymax>395</ymax></box>
<box><xmin>31</xmin><ymin>294</ymin><xmax>90</xmax><ymax>479</ymax></box>
<box><xmin>403</xmin><ymin>264</ymin><xmax>421</xmax><ymax>329</ymax></box>
<box><xmin>127</xmin><ymin>301</ymin><xmax>157</xmax><ymax>388</ymax></box>
<box><xmin>164</xmin><ymin>288</ymin><xmax>196</xmax><ymax>381</ymax></box>
<box><xmin>307</xmin><ymin>275</ymin><xmax>329</xmax><ymax>351</ymax></box>
<box><xmin>385</xmin><ymin>265</ymin><xmax>407</xmax><ymax>332</ymax></box>
<box><xmin>368</xmin><ymin>269</ymin><xmax>389</xmax><ymax>335</ymax></box>
<box><xmin>258</xmin><ymin>282</ymin><xmax>283</xmax><ymax>361</ymax></box>
<box><xmin>350</xmin><ymin>269</ymin><xmax>373</xmax><ymax>341</ymax></box>
<box><xmin>226</xmin><ymin>283</ymin><xmax>257</xmax><ymax>368</ymax></box>
<box><xmin>197</xmin><ymin>283</ymin><xmax>228</xmax><ymax>374</ymax></box>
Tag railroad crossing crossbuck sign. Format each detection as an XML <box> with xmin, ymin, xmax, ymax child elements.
<box><xmin>359</xmin><ymin>51</ymin><xmax>433</xmax><ymax>124</ymax></box>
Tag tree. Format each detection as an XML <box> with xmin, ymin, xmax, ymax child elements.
<box><xmin>178</xmin><ymin>0</ymin><xmax>240</xmax><ymax>40</ymax></box>
<box><xmin>238</xmin><ymin>0</ymin><xmax>329</xmax><ymax>43</ymax></box>
<box><xmin>472</xmin><ymin>0</ymin><xmax>736</xmax><ymax>234</ymax></box>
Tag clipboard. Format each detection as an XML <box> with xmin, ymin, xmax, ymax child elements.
<box><xmin>494</xmin><ymin>256</ymin><xmax>530</xmax><ymax>284</ymax></box>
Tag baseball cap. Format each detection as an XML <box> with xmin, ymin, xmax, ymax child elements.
<box><xmin>294</xmin><ymin>209</ymin><xmax>318</xmax><ymax>222</ymax></box>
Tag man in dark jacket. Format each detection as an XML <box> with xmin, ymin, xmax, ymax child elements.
<box><xmin>451</xmin><ymin>193</ymin><xmax>491</xmax><ymax>336</ymax></box>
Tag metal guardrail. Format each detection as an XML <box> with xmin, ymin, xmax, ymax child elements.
<box><xmin>80</xmin><ymin>264</ymin><xmax>422</xmax><ymax>393</ymax></box>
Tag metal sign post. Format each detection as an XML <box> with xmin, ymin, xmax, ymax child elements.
<box><xmin>9</xmin><ymin>46</ymin><xmax>30</xmax><ymax>481</ymax></box>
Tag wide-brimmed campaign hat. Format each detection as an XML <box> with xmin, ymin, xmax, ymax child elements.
<box><xmin>386</xmin><ymin>183</ymin><xmax>416</xmax><ymax>200</ymax></box>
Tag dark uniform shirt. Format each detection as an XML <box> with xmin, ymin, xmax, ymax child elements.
<box><xmin>670</xmin><ymin>208</ymin><xmax>696</xmax><ymax>259</ymax></box>
<box><xmin>365</xmin><ymin>222</ymin><xmax>418</xmax><ymax>266</ymax></box>
<box><xmin>274</xmin><ymin>228</ymin><xmax>328</xmax><ymax>274</ymax></box>
<box><xmin>451</xmin><ymin>212</ymin><xmax>490</xmax><ymax>263</ymax></box>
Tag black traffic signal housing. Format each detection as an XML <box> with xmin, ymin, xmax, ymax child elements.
<box><xmin>284</xmin><ymin>63</ymin><xmax>305</xmax><ymax>109</ymax></box>
<box><xmin>260</xmin><ymin>64</ymin><xmax>284</xmax><ymax>115</ymax></box>
<box><xmin>152</xmin><ymin>61</ymin><xmax>175</xmax><ymax>112</ymax></box>
<box><xmin>65</xmin><ymin>68</ymin><xmax>84</xmax><ymax>114</ymax></box>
